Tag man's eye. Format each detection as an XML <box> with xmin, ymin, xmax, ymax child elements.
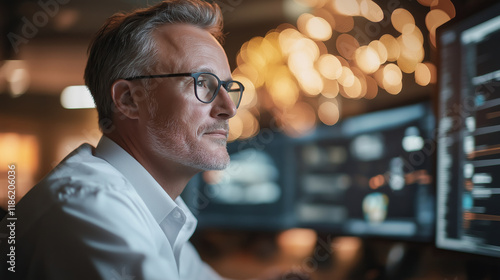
<box><xmin>197</xmin><ymin>80</ymin><xmax>208</xmax><ymax>87</ymax></box>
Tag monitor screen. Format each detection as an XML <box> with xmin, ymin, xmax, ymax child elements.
<box><xmin>295</xmin><ymin>102</ymin><xmax>435</xmax><ymax>241</ymax></box>
<box><xmin>436</xmin><ymin>1</ymin><xmax>500</xmax><ymax>258</ymax></box>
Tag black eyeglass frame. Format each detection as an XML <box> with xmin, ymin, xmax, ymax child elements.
<box><xmin>123</xmin><ymin>72</ymin><xmax>244</xmax><ymax>108</ymax></box>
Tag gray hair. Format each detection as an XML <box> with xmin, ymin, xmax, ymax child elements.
<box><xmin>84</xmin><ymin>0</ymin><xmax>224</xmax><ymax>131</ymax></box>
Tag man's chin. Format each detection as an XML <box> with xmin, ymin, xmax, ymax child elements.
<box><xmin>211</xmin><ymin>161</ymin><xmax>230</xmax><ymax>170</ymax></box>
<box><xmin>208</xmin><ymin>154</ymin><xmax>231</xmax><ymax>170</ymax></box>
<box><xmin>206</xmin><ymin>156</ymin><xmax>230</xmax><ymax>171</ymax></box>
<box><xmin>191</xmin><ymin>149</ymin><xmax>230</xmax><ymax>171</ymax></box>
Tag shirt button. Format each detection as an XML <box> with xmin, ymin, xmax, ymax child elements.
<box><xmin>172</xmin><ymin>209</ymin><xmax>182</xmax><ymax>219</ymax></box>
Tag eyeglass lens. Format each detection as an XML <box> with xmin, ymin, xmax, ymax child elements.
<box><xmin>195</xmin><ymin>73</ymin><xmax>241</xmax><ymax>106</ymax></box>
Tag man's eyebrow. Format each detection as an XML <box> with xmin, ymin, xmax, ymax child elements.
<box><xmin>193</xmin><ymin>67</ymin><xmax>215</xmax><ymax>73</ymax></box>
<box><xmin>193</xmin><ymin>67</ymin><xmax>233</xmax><ymax>81</ymax></box>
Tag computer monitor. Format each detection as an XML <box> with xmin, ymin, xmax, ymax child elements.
<box><xmin>295</xmin><ymin>102</ymin><xmax>435</xmax><ymax>241</ymax></box>
<box><xmin>436</xmin><ymin>1</ymin><xmax>500</xmax><ymax>258</ymax></box>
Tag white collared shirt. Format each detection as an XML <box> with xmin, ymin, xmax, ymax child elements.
<box><xmin>0</xmin><ymin>136</ymin><xmax>222</xmax><ymax>280</ymax></box>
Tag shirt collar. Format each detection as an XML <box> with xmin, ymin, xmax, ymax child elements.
<box><xmin>94</xmin><ymin>136</ymin><xmax>184</xmax><ymax>224</ymax></box>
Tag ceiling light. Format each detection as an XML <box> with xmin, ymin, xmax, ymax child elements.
<box><xmin>60</xmin><ymin>85</ymin><xmax>95</xmax><ymax>109</ymax></box>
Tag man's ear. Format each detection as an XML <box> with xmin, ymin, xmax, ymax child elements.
<box><xmin>111</xmin><ymin>79</ymin><xmax>140</xmax><ymax>120</ymax></box>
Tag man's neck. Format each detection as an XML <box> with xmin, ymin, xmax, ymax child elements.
<box><xmin>105</xmin><ymin>132</ymin><xmax>197</xmax><ymax>200</ymax></box>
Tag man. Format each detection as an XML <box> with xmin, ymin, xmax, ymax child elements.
<box><xmin>0</xmin><ymin>0</ymin><xmax>243</xmax><ymax>279</ymax></box>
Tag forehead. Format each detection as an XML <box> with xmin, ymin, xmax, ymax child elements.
<box><xmin>152</xmin><ymin>23</ymin><xmax>230</xmax><ymax>75</ymax></box>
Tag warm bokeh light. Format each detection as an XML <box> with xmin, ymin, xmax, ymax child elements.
<box><xmin>315</xmin><ymin>40</ymin><xmax>328</xmax><ymax>56</ymax></box>
<box><xmin>228</xmin><ymin>114</ymin><xmax>244</xmax><ymax>141</ymax></box>
<box><xmin>246</xmin><ymin>37</ymin><xmax>267</xmax><ymax>69</ymax></box>
<box><xmin>279</xmin><ymin>28</ymin><xmax>305</xmax><ymax>56</ymax></box>
<box><xmin>8</xmin><ymin>68</ymin><xmax>30</xmax><ymax>97</ymax></box>
<box><xmin>235</xmin><ymin>63</ymin><xmax>262</xmax><ymax>88</ymax></box>
<box><xmin>401</xmin><ymin>24</ymin><xmax>424</xmax><ymax>51</ymax></box>
<box><xmin>304</xmin><ymin>16</ymin><xmax>332</xmax><ymax>41</ymax></box>
<box><xmin>229</xmin><ymin>0</ymin><xmax>455</xmax><ymax>139</ymax></box>
<box><xmin>431</xmin><ymin>0</ymin><xmax>456</xmax><ymax>18</ymax></box>
<box><xmin>297</xmin><ymin>13</ymin><xmax>314</xmax><ymax>36</ymax></box>
<box><xmin>331</xmin><ymin>0</ymin><xmax>359</xmax><ymax>16</ymax></box>
<box><xmin>360</xmin><ymin>0</ymin><xmax>384</xmax><ymax>22</ymax></box>
<box><xmin>383</xmin><ymin>63</ymin><xmax>402</xmax><ymax>88</ymax></box>
<box><xmin>233</xmin><ymin>75</ymin><xmax>257</xmax><ymax>108</ymax></box>
<box><xmin>0</xmin><ymin>133</ymin><xmax>39</xmax><ymax>209</ymax></box>
<box><xmin>417</xmin><ymin>0</ymin><xmax>433</xmax><ymax>7</ymax></box>
<box><xmin>397</xmin><ymin>53</ymin><xmax>418</xmax><ymax>74</ymax></box>
<box><xmin>425</xmin><ymin>62</ymin><xmax>437</xmax><ymax>84</ymax></box>
<box><xmin>202</xmin><ymin>170</ymin><xmax>225</xmax><ymax>185</ymax></box>
<box><xmin>373</xmin><ymin>67</ymin><xmax>385</xmax><ymax>88</ymax></box>
<box><xmin>355</xmin><ymin>45</ymin><xmax>381</xmax><ymax>74</ymax></box>
<box><xmin>236</xmin><ymin>44</ymin><xmax>247</xmax><ymax>65</ymax></box>
<box><xmin>289</xmin><ymin>38</ymin><xmax>320</xmax><ymax>66</ymax></box>
<box><xmin>385</xmin><ymin>81</ymin><xmax>403</xmax><ymax>95</ymax></box>
<box><xmin>352</xmin><ymin>67</ymin><xmax>368</xmax><ymax>94</ymax></box>
<box><xmin>277</xmin><ymin>228</ymin><xmax>317</xmax><ymax>258</ymax></box>
<box><xmin>321</xmin><ymin>78</ymin><xmax>340</xmax><ymax>98</ymax></box>
<box><xmin>314</xmin><ymin>7</ymin><xmax>336</xmax><ymax>29</ymax></box>
<box><xmin>293</xmin><ymin>0</ymin><xmax>324</xmax><ymax>7</ymax></box>
<box><xmin>336</xmin><ymin>34</ymin><xmax>360</xmax><ymax>60</ymax></box>
<box><xmin>239</xmin><ymin>110</ymin><xmax>260</xmax><ymax>139</ymax></box>
<box><xmin>414</xmin><ymin>62</ymin><xmax>431</xmax><ymax>86</ymax></box>
<box><xmin>2</xmin><ymin>60</ymin><xmax>30</xmax><ymax>97</ymax></box>
<box><xmin>364</xmin><ymin>75</ymin><xmax>378</xmax><ymax>99</ymax></box>
<box><xmin>342</xmin><ymin>76</ymin><xmax>363</xmax><ymax>99</ymax></box>
<box><xmin>317</xmin><ymin>54</ymin><xmax>342</xmax><ymax>80</ymax></box>
<box><xmin>368</xmin><ymin>40</ymin><xmax>388</xmax><ymax>64</ymax></box>
<box><xmin>380</xmin><ymin>34</ymin><xmax>400</xmax><ymax>62</ymax></box>
<box><xmin>332</xmin><ymin>13</ymin><xmax>354</xmax><ymax>32</ymax></box>
<box><xmin>261</xmin><ymin>32</ymin><xmax>282</xmax><ymax>63</ymax></box>
<box><xmin>336</xmin><ymin>55</ymin><xmax>349</xmax><ymax>67</ymax></box>
<box><xmin>332</xmin><ymin>237</ymin><xmax>362</xmax><ymax>263</ymax></box>
<box><xmin>397</xmin><ymin>42</ymin><xmax>424</xmax><ymax>73</ymax></box>
<box><xmin>288</xmin><ymin>51</ymin><xmax>313</xmax><ymax>74</ymax></box>
<box><xmin>297</xmin><ymin>70</ymin><xmax>324</xmax><ymax>96</ymax></box>
<box><xmin>338</xmin><ymin>66</ymin><xmax>355</xmax><ymax>87</ymax></box>
<box><xmin>0</xmin><ymin>133</ymin><xmax>38</xmax><ymax>173</ymax></box>
<box><xmin>280</xmin><ymin>102</ymin><xmax>317</xmax><ymax>137</ymax></box>
<box><xmin>391</xmin><ymin>8</ymin><xmax>415</xmax><ymax>33</ymax></box>
<box><xmin>318</xmin><ymin>99</ymin><xmax>340</xmax><ymax>125</ymax></box>
<box><xmin>267</xmin><ymin>67</ymin><xmax>300</xmax><ymax>108</ymax></box>
<box><xmin>426</xmin><ymin>9</ymin><xmax>452</xmax><ymax>47</ymax></box>
<box><xmin>369</xmin><ymin>174</ymin><xmax>386</xmax><ymax>189</ymax></box>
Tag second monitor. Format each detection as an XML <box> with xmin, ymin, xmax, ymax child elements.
<box><xmin>295</xmin><ymin>102</ymin><xmax>435</xmax><ymax>241</ymax></box>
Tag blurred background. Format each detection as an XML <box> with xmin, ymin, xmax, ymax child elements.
<box><xmin>1</xmin><ymin>0</ymin><xmax>500</xmax><ymax>279</ymax></box>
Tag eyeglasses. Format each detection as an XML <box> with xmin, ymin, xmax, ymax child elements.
<box><xmin>123</xmin><ymin>72</ymin><xmax>244</xmax><ymax>108</ymax></box>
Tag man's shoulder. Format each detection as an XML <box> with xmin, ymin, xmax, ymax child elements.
<box><xmin>15</xmin><ymin>143</ymin><xmax>136</xmax><ymax>218</ymax></box>
<box><xmin>0</xmin><ymin>144</ymin><xmax>144</xmax><ymax>240</ymax></box>
<box><xmin>43</xmin><ymin>143</ymin><xmax>132</xmax><ymax>198</ymax></box>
